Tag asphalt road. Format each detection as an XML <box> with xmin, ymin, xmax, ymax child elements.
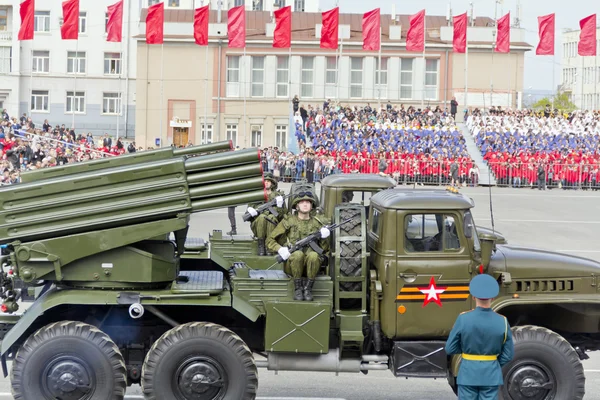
<box><xmin>2</xmin><ymin>184</ymin><xmax>600</xmax><ymax>399</ymax></box>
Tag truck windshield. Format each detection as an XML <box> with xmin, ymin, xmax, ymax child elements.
<box><xmin>464</xmin><ymin>211</ymin><xmax>481</xmax><ymax>252</ymax></box>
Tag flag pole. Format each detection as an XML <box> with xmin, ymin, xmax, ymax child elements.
<box><xmin>243</xmin><ymin>46</ymin><xmax>247</xmax><ymax>147</ymax></box>
<box><xmin>29</xmin><ymin>48</ymin><xmax>33</xmax><ymax>116</ymax></box>
<box><xmin>421</xmin><ymin>14</ymin><xmax>426</xmax><ymax>108</ymax></box>
<box><xmin>117</xmin><ymin>1</ymin><xmax>125</xmax><ymax>142</ymax></box>
<box><xmin>464</xmin><ymin>14</ymin><xmax>469</xmax><ymax>119</ymax></box>
<box><xmin>377</xmin><ymin>26</ymin><xmax>382</xmax><ymax>111</ymax></box>
<box><xmin>160</xmin><ymin>43</ymin><xmax>164</xmax><ymax>147</ymax></box>
<box><xmin>288</xmin><ymin>45</ymin><xmax>291</xmax><ymax>150</ymax></box>
<box><xmin>507</xmin><ymin>52</ymin><xmax>511</xmax><ymax>108</ymax></box>
<box><xmin>72</xmin><ymin>37</ymin><xmax>78</xmax><ymax>131</ymax></box>
<box><xmin>204</xmin><ymin>44</ymin><xmax>208</xmax><ymax>143</ymax></box>
<box><xmin>552</xmin><ymin>56</ymin><xmax>555</xmax><ymax>110</ymax></box>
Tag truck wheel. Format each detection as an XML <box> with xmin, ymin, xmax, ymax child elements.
<box><xmin>10</xmin><ymin>321</ymin><xmax>127</xmax><ymax>400</ymax></box>
<box><xmin>338</xmin><ymin>205</ymin><xmax>363</xmax><ymax>292</ymax></box>
<box><xmin>141</xmin><ymin>322</ymin><xmax>258</xmax><ymax>400</ymax></box>
<box><xmin>499</xmin><ymin>325</ymin><xmax>585</xmax><ymax>400</ymax></box>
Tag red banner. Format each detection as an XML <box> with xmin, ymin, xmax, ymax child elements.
<box><xmin>228</xmin><ymin>6</ymin><xmax>245</xmax><ymax>48</ymax></box>
<box><xmin>578</xmin><ymin>14</ymin><xmax>597</xmax><ymax>56</ymax></box>
<box><xmin>406</xmin><ymin>9</ymin><xmax>425</xmax><ymax>52</ymax></box>
<box><xmin>453</xmin><ymin>12</ymin><xmax>467</xmax><ymax>53</ymax></box>
<box><xmin>146</xmin><ymin>2</ymin><xmax>164</xmax><ymax>44</ymax></box>
<box><xmin>494</xmin><ymin>12</ymin><xmax>510</xmax><ymax>53</ymax></box>
<box><xmin>194</xmin><ymin>5</ymin><xmax>209</xmax><ymax>46</ymax></box>
<box><xmin>536</xmin><ymin>13</ymin><xmax>555</xmax><ymax>55</ymax></box>
<box><xmin>60</xmin><ymin>0</ymin><xmax>79</xmax><ymax>40</ymax></box>
<box><xmin>17</xmin><ymin>0</ymin><xmax>34</xmax><ymax>41</ymax></box>
<box><xmin>362</xmin><ymin>8</ymin><xmax>380</xmax><ymax>51</ymax></box>
<box><xmin>273</xmin><ymin>6</ymin><xmax>291</xmax><ymax>48</ymax></box>
<box><xmin>106</xmin><ymin>0</ymin><xmax>123</xmax><ymax>43</ymax></box>
<box><xmin>320</xmin><ymin>7</ymin><xmax>339</xmax><ymax>49</ymax></box>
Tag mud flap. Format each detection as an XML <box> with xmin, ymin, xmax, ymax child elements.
<box><xmin>390</xmin><ymin>341</ymin><xmax>448</xmax><ymax>378</ymax></box>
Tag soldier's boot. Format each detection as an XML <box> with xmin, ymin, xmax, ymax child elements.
<box><xmin>226</xmin><ymin>226</ymin><xmax>237</xmax><ymax>236</ymax></box>
<box><xmin>303</xmin><ymin>279</ymin><xmax>315</xmax><ymax>301</ymax></box>
<box><xmin>293</xmin><ymin>279</ymin><xmax>304</xmax><ymax>301</ymax></box>
<box><xmin>257</xmin><ymin>239</ymin><xmax>266</xmax><ymax>256</ymax></box>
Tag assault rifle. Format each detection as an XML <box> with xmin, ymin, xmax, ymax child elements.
<box><xmin>242</xmin><ymin>193</ymin><xmax>292</xmax><ymax>222</ymax></box>
<box><xmin>275</xmin><ymin>217</ymin><xmax>356</xmax><ymax>263</ymax></box>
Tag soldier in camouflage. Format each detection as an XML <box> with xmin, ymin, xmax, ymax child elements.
<box><xmin>266</xmin><ymin>192</ymin><xmax>330</xmax><ymax>301</ymax></box>
<box><xmin>246</xmin><ymin>173</ymin><xmax>287</xmax><ymax>256</ymax></box>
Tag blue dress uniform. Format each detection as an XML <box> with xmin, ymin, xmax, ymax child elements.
<box><xmin>445</xmin><ymin>274</ymin><xmax>514</xmax><ymax>400</ymax></box>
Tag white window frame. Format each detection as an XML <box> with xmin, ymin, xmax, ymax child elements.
<box><xmin>200</xmin><ymin>124</ymin><xmax>213</xmax><ymax>144</ymax></box>
<box><xmin>148</xmin><ymin>0</ymin><xmax>160</xmax><ymax>5</ymax></box>
<box><xmin>400</xmin><ymin>58</ymin><xmax>414</xmax><ymax>100</ymax></box>
<box><xmin>275</xmin><ymin>125</ymin><xmax>287</xmax><ymax>149</ymax></box>
<box><xmin>251</xmin><ymin>56</ymin><xmax>265</xmax><ymax>97</ymax></box>
<box><xmin>168</xmin><ymin>0</ymin><xmax>180</xmax><ymax>6</ymax></box>
<box><xmin>226</xmin><ymin>56</ymin><xmax>240</xmax><ymax>97</ymax></box>
<box><xmin>105</xmin><ymin>12</ymin><xmax>109</xmax><ymax>33</ymax></box>
<box><xmin>294</xmin><ymin>0</ymin><xmax>305</xmax><ymax>11</ymax></box>
<box><xmin>325</xmin><ymin>56</ymin><xmax>337</xmax><ymax>99</ymax></box>
<box><xmin>79</xmin><ymin>11</ymin><xmax>87</xmax><ymax>34</ymax></box>
<box><xmin>102</xmin><ymin>92</ymin><xmax>121</xmax><ymax>115</ymax></box>
<box><xmin>301</xmin><ymin>56</ymin><xmax>314</xmax><ymax>98</ymax></box>
<box><xmin>32</xmin><ymin>50</ymin><xmax>50</xmax><ymax>74</ymax></box>
<box><xmin>350</xmin><ymin>57</ymin><xmax>363</xmax><ymax>98</ymax></box>
<box><xmin>66</xmin><ymin>91</ymin><xmax>86</xmax><ymax>114</ymax></box>
<box><xmin>34</xmin><ymin>11</ymin><xmax>50</xmax><ymax>32</ymax></box>
<box><xmin>104</xmin><ymin>52</ymin><xmax>122</xmax><ymax>75</ymax></box>
<box><xmin>31</xmin><ymin>90</ymin><xmax>49</xmax><ymax>112</ymax></box>
<box><xmin>424</xmin><ymin>59</ymin><xmax>439</xmax><ymax>101</ymax></box>
<box><xmin>0</xmin><ymin>47</ymin><xmax>10</xmax><ymax>74</ymax></box>
<box><xmin>276</xmin><ymin>56</ymin><xmax>289</xmax><ymax>98</ymax></box>
<box><xmin>67</xmin><ymin>51</ymin><xmax>86</xmax><ymax>74</ymax></box>
<box><xmin>0</xmin><ymin>8</ymin><xmax>8</xmax><ymax>32</ymax></box>
<box><xmin>251</xmin><ymin>125</ymin><xmax>262</xmax><ymax>147</ymax></box>
<box><xmin>375</xmin><ymin>57</ymin><xmax>388</xmax><ymax>99</ymax></box>
<box><xmin>226</xmin><ymin>124</ymin><xmax>238</xmax><ymax>148</ymax></box>
<box><xmin>252</xmin><ymin>0</ymin><xmax>263</xmax><ymax>11</ymax></box>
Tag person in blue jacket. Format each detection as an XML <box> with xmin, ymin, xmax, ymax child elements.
<box><xmin>445</xmin><ymin>274</ymin><xmax>514</xmax><ymax>399</ymax></box>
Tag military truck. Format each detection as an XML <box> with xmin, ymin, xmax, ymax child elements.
<box><xmin>0</xmin><ymin>146</ymin><xmax>594</xmax><ymax>400</ymax></box>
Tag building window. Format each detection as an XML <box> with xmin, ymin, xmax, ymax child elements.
<box><xmin>276</xmin><ymin>56</ymin><xmax>289</xmax><ymax>98</ymax></box>
<box><xmin>234</xmin><ymin>0</ymin><xmax>244</xmax><ymax>5</ymax></box>
<box><xmin>66</xmin><ymin>91</ymin><xmax>85</xmax><ymax>114</ymax></box>
<box><xmin>251</xmin><ymin>125</ymin><xmax>262</xmax><ymax>147</ymax></box>
<box><xmin>0</xmin><ymin>8</ymin><xmax>7</xmax><ymax>32</ymax></box>
<box><xmin>301</xmin><ymin>56</ymin><xmax>314</xmax><ymax>98</ymax></box>
<box><xmin>200</xmin><ymin>124</ymin><xmax>213</xmax><ymax>144</ymax></box>
<box><xmin>226</xmin><ymin>55</ymin><xmax>240</xmax><ymax>97</ymax></box>
<box><xmin>251</xmin><ymin>56</ymin><xmax>265</xmax><ymax>97</ymax></box>
<box><xmin>32</xmin><ymin>50</ymin><xmax>50</xmax><ymax>73</ymax></box>
<box><xmin>31</xmin><ymin>90</ymin><xmax>49</xmax><ymax>112</ymax></box>
<box><xmin>0</xmin><ymin>47</ymin><xmax>10</xmax><ymax>74</ymax></box>
<box><xmin>375</xmin><ymin>57</ymin><xmax>388</xmax><ymax>99</ymax></box>
<box><xmin>400</xmin><ymin>58</ymin><xmax>413</xmax><ymax>100</ymax></box>
<box><xmin>226</xmin><ymin>124</ymin><xmax>238</xmax><ymax>148</ymax></box>
<box><xmin>350</xmin><ymin>57</ymin><xmax>363</xmax><ymax>98</ymax></box>
<box><xmin>294</xmin><ymin>0</ymin><xmax>305</xmax><ymax>11</ymax></box>
<box><xmin>325</xmin><ymin>56</ymin><xmax>337</xmax><ymax>98</ymax></box>
<box><xmin>148</xmin><ymin>0</ymin><xmax>160</xmax><ymax>5</ymax></box>
<box><xmin>67</xmin><ymin>51</ymin><xmax>86</xmax><ymax>74</ymax></box>
<box><xmin>252</xmin><ymin>0</ymin><xmax>263</xmax><ymax>11</ymax></box>
<box><xmin>168</xmin><ymin>0</ymin><xmax>180</xmax><ymax>6</ymax></box>
<box><xmin>79</xmin><ymin>11</ymin><xmax>86</xmax><ymax>34</ymax></box>
<box><xmin>102</xmin><ymin>92</ymin><xmax>121</xmax><ymax>115</ymax></box>
<box><xmin>104</xmin><ymin>52</ymin><xmax>121</xmax><ymax>75</ymax></box>
<box><xmin>424</xmin><ymin>59</ymin><xmax>438</xmax><ymax>100</ymax></box>
<box><xmin>275</xmin><ymin>125</ymin><xmax>287</xmax><ymax>149</ymax></box>
<box><xmin>34</xmin><ymin>11</ymin><xmax>50</xmax><ymax>32</ymax></box>
<box><xmin>105</xmin><ymin>12</ymin><xmax>108</xmax><ymax>33</ymax></box>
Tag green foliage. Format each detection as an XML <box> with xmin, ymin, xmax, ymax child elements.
<box><xmin>531</xmin><ymin>92</ymin><xmax>577</xmax><ymax>112</ymax></box>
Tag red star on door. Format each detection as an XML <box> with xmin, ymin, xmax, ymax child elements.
<box><xmin>418</xmin><ymin>277</ymin><xmax>447</xmax><ymax>308</ymax></box>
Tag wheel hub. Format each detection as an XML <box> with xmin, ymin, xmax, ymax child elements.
<box><xmin>44</xmin><ymin>357</ymin><xmax>92</xmax><ymax>400</ymax></box>
<box><xmin>507</xmin><ymin>364</ymin><xmax>555</xmax><ymax>400</ymax></box>
<box><xmin>176</xmin><ymin>357</ymin><xmax>225</xmax><ymax>400</ymax></box>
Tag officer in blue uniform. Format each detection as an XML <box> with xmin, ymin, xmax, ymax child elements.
<box><xmin>445</xmin><ymin>274</ymin><xmax>514</xmax><ymax>399</ymax></box>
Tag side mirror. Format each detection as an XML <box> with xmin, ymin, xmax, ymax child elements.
<box><xmin>479</xmin><ymin>233</ymin><xmax>496</xmax><ymax>270</ymax></box>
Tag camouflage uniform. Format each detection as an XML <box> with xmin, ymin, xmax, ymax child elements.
<box><xmin>266</xmin><ymin>193</ymin><xmax>330</xmax><ymax>301</ymax></box>
<box><xmin>248</xmin><ymin>173</ymin><xmax>287</xmax><ymax>255</ymax></box>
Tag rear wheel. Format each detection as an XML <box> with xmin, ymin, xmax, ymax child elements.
<box><xmin>10</xmin><ymin>321</ymin><xmax>127</xmax><ymax>400</ymax></box>
<box><xmin>141</xmin><ymin>322</ymin><xmax>258</xmax><ymax>400</ymax></box>
<box><xmin>499</xmin><ymin>325</ymin><xmax>585</xmax><ymax>400</ymax></box>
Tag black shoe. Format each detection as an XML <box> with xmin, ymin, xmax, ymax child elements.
<box><xmin>303</xmin><ymin>279</ymin><xmax>315</xmax><ymax>301</ymax></box>
<box><xmin>257</xmin><ymin>239</ymin><xmax>266</xmax><ymax>256</ymax></box>
<box><xmin>227</xmin><ymin>227</ymin><xmax>237</xmax><ymax>235</ymax></box>
<box><xmin>293</xmin><ymin>279</ymin><xmax>304</xmax><ymax>301</ymax></box>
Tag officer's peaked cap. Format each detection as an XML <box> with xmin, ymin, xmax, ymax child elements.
<box><xmin>469</xmin><ymin>274</ymin><xmax>499</xmax><ymax>299</ymax></box>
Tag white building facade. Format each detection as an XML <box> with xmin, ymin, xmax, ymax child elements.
<box><xmin>561</xmin><ymin>28</ymin><xmax>600</xmax><ymax>110</ymax></box>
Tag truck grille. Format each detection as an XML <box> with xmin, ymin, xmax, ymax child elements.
<box><xmin>515</xmin><ymin>280</ymin><xmax>574</xmax><ymax>292</ymax></box>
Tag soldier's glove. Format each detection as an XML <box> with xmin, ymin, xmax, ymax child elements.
<box><xmin>247</xmin><ymin>207</ymin><xmax>258</xmax><ymax>217</ymax></box>
<box><xmin>320</xmin><ymin>227</ymin><xmax>330</xmax><ymax>239</ymax></box>
<box><xmin>275</xmin><ymin>195</ymin><xmax>284</xmax><ymax>208</ymax></box>
<box><xmin>277</xmin><ymin>247</ymin><xmax>291</xmax><ymax>261</ymax></box>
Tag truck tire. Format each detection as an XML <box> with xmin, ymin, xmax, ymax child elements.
<box><xmin>141</xmin><ymin>321</ymin><xmax>258</xmax><ymax>400</ymax></box>
<box><xmin>499</xmin><ymin>325</ymin><xmax>585</xmax><ymax>400</ymax></box>
<box><xmin>10</xmin><ymin>321</ymin><xmax>127</xmax><ymax>400</ymax></box>
<box><xmin>338</xmin><ymin>205</ymin><xmax>363</xmax><ymax>292</ymax></box>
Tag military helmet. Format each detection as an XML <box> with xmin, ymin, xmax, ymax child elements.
<box><xmin>264</xmin><ymin>172</ymin><xmax>278</xmax><ymax>188</ymax></box>
<box><xmin>292</xmin><ymin>191</ymin><xmax>317</xmax><ymax>208</ymax></box>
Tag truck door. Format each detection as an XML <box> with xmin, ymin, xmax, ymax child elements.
<box><xmin>394</xmin><ymin>211</ymin><xmax>474</xmax><ymax>338</ymax></box>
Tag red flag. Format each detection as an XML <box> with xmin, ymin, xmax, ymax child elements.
<box><xmin>536</xmin><ymin>14</ymin><xmax>554</xmax><ymax>55</ymax></box>
<box><xmin>453</xmin><ymin>12</ymin><xmax>467</xmax><ymax>53</ymax></box>
<box><xmin>578</xmin><ymin>14</ymin><xmax>597</xmax><ymax>56</ymax></box>
<box><xmin>494</xmin><ymin>12</ymin><xmax>510</xmax><ymax>53</ymax></box>
<box><xmin>61</xmin><ymin>0</ymin><xmax>79</xmax><ymax>40</ymax></box>
<box><xmin>17</xmin><ymin>0</ymin><xmax>34</xmax><ymax>41</ymax></box>
<box><xmin>106</xmin><ymin>0</ymin><xmax>123</xmax><ymax>43</ymax></box>
<box><xmin>362</xmin><ymin>8</ymin><xmax>380</xmax><ymax>51</ymax></box>
<box><xmin>194</xmin><ymin>5</ymin><xmax>209</xmax><ymax>46</ymax></box>
<box><xmin>406</xmin><ymin>9</ymin><xmax>425</xmax><ymax>52</ymax></box>
<box><xmin>228</xmin><ymin>5</ymin><xmax>245</xmax><ymax>48</ymax></box>
<box><xmin>146</xmin><ymin>2</ymin><xmax>164</xmax><ymax>44</ymax></box>
<box><xmin>273</xmin><ymin>6</ymin><xmax>291</xmax><ymax>48</ymax></box>
<box><xmin>320</xmin><ymin>7</ymin><xmax>339</xmax><ymax>49</ymax></box>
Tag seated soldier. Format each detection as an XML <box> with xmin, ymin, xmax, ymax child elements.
<box><xmin>246</xmin><ymin>173</ymin><xmax>287</xmax><ymax>256</ymax></box>
<box><xmin>266</xmin><ymin>192</ymin><xmax>330</xmax><ymax>301</ymax></box>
